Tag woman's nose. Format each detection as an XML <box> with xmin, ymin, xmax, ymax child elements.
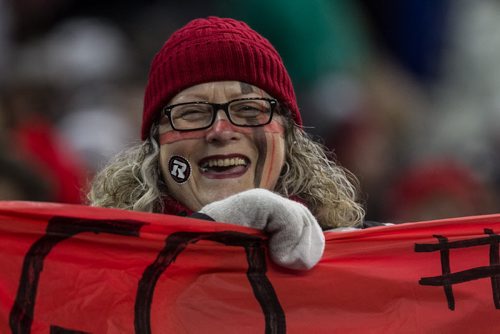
<box><xmin>205</xmin><ymin>109</ymin><xmax>240</xmax><ymax>143</ymax></box>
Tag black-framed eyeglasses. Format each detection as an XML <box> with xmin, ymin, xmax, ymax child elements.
<box><xmin>162</xmin><ymin>97</ymin><xmax>278</xmax><ymax>131</ymax></box>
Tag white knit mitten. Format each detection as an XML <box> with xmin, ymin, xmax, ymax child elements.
<box><xmin>199</xmin><ymin>189</ymin><xmax>325</xmax><ymax>270</ymax></box>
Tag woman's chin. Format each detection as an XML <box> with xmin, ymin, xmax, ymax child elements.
<box><xmin>200</xmin><ymin>187</ymin><xmax>252</xmax><ymax>206</ymax></box>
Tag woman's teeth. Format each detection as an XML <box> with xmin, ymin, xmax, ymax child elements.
<box><xmin>200</xmin><ymin>158</ymin><xmax>247</xmax><ymax>172</ymax></box>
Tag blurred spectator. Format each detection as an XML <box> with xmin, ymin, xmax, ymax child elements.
<box><xmin>42</xmin><ymin>17</ymin><xmax>139</xmax><ymax>173</ymax></box>
<box><xmin>326</xmin><ymin>58</ymin><xmax>428</xmax><ymax>221</ymax></box>
<box><xmin>383</xmin><ymin>160</ymin><xmax>496</xmax><ymax>223</ymax></box>
<box><xmin>421</xmin><ymin>0</ymin><xmax>500</xmax><ymax>188</ymax></box>
<box><xmin>57</xmin><ymin>84</ymin><xmax>140</xmax><ymax>173</ymax></box>
<box><xmin>1</xmin><ymin>82</ymin><xmax>87</xmax><ymax>203</ymax></box>
<box><xmin>4</xmin><ymin>16</ymin><xmax>141</xmax><ymax>183</ymax></box>
<box><xmin>32</xmin><ymin>17</ymin><xmax>133</xmax><ymax>88</ymax></box>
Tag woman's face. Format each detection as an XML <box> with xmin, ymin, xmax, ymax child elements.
<box><xmin>158</xmin><ymin>81</ymin><xmax>286</xmax><ymax>211</ymax></box>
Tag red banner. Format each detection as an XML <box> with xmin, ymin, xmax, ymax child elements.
<box><xmin>0</xmin><ymin>201</ymin><xmax>499</xmax><ymax>333</ymax></box>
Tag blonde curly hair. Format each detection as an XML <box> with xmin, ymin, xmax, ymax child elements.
<box><xmin>88</xmin><ymin>118</ymin><xmax>365</xmax><ymax>229</ymax></box>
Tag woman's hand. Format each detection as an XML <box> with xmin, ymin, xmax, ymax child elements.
<box><xmin>200</xmin><ymin>189</ymin><xmax>325</xmax><ymax>270</ymax></box>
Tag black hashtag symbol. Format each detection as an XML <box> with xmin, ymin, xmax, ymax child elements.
<box><xmin>415</xmin><ymin>228</ymin><xmax>500</xmax><ymax>310</ymax></box>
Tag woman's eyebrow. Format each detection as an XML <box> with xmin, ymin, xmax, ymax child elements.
<box><xmin>170</xmin><ymin>93</ymin><xmax>208</xmax><ymax>103</ymax></box>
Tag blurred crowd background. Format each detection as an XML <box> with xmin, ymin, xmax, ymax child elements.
<box><xmin>1</xmin><ymin>0</ymin><xmax>499</xmax><ymax>224</ymax></box>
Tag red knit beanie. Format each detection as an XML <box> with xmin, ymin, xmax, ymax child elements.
<box><xmin>141</xmin><ymin>16</ymin><xmax>301</xmax><ymax>140</ymax></box>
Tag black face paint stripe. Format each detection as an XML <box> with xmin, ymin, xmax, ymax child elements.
<box><xmin>254</xmin><ymin>127</ymin><xmax>267</xmax><ymax>188</ymax></box>
<box><xmin>240</xmin><ymin>82</ymin><xmax>254</xmax><ymax>94</ymax></box>
<box><xmin>239</xmin><ymin>81</ymin><xmax>269</xmax><ymax>186</ymax></box>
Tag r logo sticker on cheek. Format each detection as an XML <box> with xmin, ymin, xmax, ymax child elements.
<box><xmin>168</xmin><ymin>156</ymin><xmax>191</xmax><ymax>184</ymax></box>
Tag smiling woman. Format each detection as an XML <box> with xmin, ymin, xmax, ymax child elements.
<box><xmin>88</xmin><ymin>16</ymin><xmax>365</xmax><ymax>270</ymax></box>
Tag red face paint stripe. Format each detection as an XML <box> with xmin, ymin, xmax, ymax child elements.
<box><xmin>159</xmin><ymin>121</ymin><xmax>285</xmax><ymax>145</ymax></box>
<box><xmin>160</xmin><ymin>131</ymin><xmax>206</xmax><ymax>145</ymax></box>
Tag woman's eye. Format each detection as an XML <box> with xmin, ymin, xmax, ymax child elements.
<box><xmin>175</xmin><ymin>108</ymin><xmax>210</xmax><ymax>120</ymax></box>
<box><xmin>240</xmin><ymin>105</ymin><xmax>260</xmax><ymax>111</ymax></box>
<box><xmin>233</xmin><ymin>104</ymin><xmax>265</xmax><ymax>115</ymax></box>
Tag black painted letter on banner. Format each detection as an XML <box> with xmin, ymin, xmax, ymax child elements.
<box><xmin>9</xmin><ymin>216</ymin><xmax>145</xmax><ymax>334</ymax></box>
<box><xmin>135</xmin><ymin>231</ymin><xmax>286</xmax><ymax>334</ymax></box>
<box><xmin>415</xmin><ymin>228</ymin><xmax>500</xmax><ymax>310</ymax></box>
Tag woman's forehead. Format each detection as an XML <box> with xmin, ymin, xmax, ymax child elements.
<box><xmin>169</xmin><ymin>81</ymin><xmax>271</xmax><ymax>103</ymax></box>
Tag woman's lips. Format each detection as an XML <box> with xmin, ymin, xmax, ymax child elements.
<box><xmin>198</xmin><ymin>154</ymin><xmax>250</xmax><ymax>179</ymax></box>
